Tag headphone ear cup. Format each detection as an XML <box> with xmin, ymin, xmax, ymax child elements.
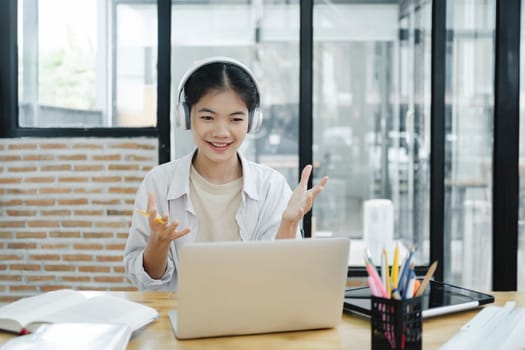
<box><xmin>183</xmin><ymin>103</ymin><xmax>191</xmax><ymax>130</ymax></box>
<box><xmin>175</xmin><ymin>102</ymin><xmax>191</xmax><ymax>130</ymax></box>
<box><xmin>248</xmin><ymin>108</ymin><xmax>263</xmax><ymax>134</ymax></box>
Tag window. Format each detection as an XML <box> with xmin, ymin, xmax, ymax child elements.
<box><xmin>17</xmin><ymin>0</ymin><xmax>157</xmax><ymax>128</ymax></box>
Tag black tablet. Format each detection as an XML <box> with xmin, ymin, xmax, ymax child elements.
<box><xmin>344</xmin><ymin>280</ymin><xmax>495</xmax><ymax>318</ymax></box>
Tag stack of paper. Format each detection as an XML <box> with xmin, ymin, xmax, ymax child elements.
<box><xmin>439</xmin><ymin>302</ymin><xmax>525</xmax><ymax>350</ymax></box>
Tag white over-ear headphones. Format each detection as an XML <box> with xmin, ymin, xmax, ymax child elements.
<box><xmin>173</xmin><ymin>56</ymin><xmax>263</xmax><ymax>134</ymax></box>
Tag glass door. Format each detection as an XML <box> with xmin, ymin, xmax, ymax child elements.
<box><xmin>312</xmin><ymin>0</ymin><xmax>432</xmax><ymax>267</ymax></box>
<box><xmin>444</xmin><ymin>0</ymin><xmax>495</xmax><ymax>290</ymax></box>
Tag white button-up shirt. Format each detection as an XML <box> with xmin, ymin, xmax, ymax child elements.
<box><xmin>124</xmin><ymin>150</ymin><xmax>300</xmax><ymax>291</ymax></box>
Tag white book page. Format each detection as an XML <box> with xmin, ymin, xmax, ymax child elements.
<box><xmin>439</xmin><ymin>303</ymin><xmax>525</xmax><ymax>350</ymax></box>
<box><xmin>491</xmin><ymin>308</ymin><xmax>525</xmax><ymax>350</ymax></box>
<box><xmin>0</xmin><ymin>290</ymin><xmax>86</xmax><ymax>329</ymax></box>
<box><xmin>1</xmin><ymin>323</ymin><xmax>132</xmax><ymax>350</ymax></box>
<box><xmin>34</xmin><ymin>295</ymin><xmax>158</xmax><ymax>332</ymax></box>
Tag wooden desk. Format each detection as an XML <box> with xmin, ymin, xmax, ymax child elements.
<box><xmin>0</xmin><ymin>291</ymin><xmax>522</xmax><ymax>349</ymax></box>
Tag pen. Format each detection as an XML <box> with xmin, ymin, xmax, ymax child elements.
<box><xmin>397</xmin><ymin>246</ymin><xmax>415</xmax><ymax>296</ymax></box>
<box><xmin>365</xmin><ymin>248</ymin><xmax>376</xmax><ymax>266</ymax></box>
<box><xmin>368</xmin><ymin>275</ymin><xmax>381</xmax><ymax>297</ymax></box>
<box><xmin>364</xmin><ymin>250</ymin><xmax>381</xmax><ymax>285</ymax></box>
<box><xmin>415</xmin><ymin>260</ymin><xmax>438</xmax><ymax>297</ymax></box>
<box><xmin>364</xmin><ymin>255</ymin><xmax>388</xmax><ymax>298</ymax></box>
<box><xmin>392</xmin><ymin>243</ymin><xmax>399</xmax><ymax>288</ymax></box>
<box><xmin>404</xmin><ymin>267</ymin><xmax>416</xmax><ymax>299</ymax></box>
<box><xmin>382</xmin><ymin>249</ymin><xmax>391</xmax><ymax>296</ymax></box>
<box><xmin>135</xmin><ymin>208</ymin><xmax>167</xmax><ymax>224</ymax></box>
<box><xmin>397</xmin><ymin>255</ymin><xmax>408</xmax><ymax>296</ymax></box>
<box><xmin>364</xmin><ymin>249</ymin><xmax>381</xmax><ymax>280</ymax></box>
<box><xmin>400</xmin><ymin>262</ymin><xmax>411</xmax><ymax>299</ymax></box>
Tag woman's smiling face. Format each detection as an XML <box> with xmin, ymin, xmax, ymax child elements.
<box><xmin>190</xmin><ymin>88</ymin><xmax>249</xmax><ymax>168</ymax></box>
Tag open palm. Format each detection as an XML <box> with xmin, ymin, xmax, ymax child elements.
<box><xmin>282</xmin><ymin>165</ymin><xmax>328</xmax><ymax>224</ymax></box>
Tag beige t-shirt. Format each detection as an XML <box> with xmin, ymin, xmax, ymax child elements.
<box><xmin>189</xmin><ymin>165</ymin><xmax>243</xmax><ymax>241</ymax></box>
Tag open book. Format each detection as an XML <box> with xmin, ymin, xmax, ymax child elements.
<box><xmin>0</xmin><ymin>289</ymin><xmax>159</xmax><ymax>334</ymax></box>
<box><xmin>0</xmin><ymin>323</ymin><xmax>132</xmax><ymax>350</ymax></box>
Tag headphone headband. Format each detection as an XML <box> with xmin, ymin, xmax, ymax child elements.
<box><xmin>173</xmin><ymin>56</ymin><xmax>263</xmax><ymax>133</ymax></box>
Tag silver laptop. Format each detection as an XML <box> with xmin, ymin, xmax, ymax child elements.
<box><xmin>169</xmin><ymin>238</ymin><xmax>350</xmax><ymax>339</ymax></box>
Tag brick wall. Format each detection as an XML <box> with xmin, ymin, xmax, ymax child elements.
<box><xmin>0</xmin><ymin>137</ymin><xmax>158</xmax><ymax>303</ymax></box>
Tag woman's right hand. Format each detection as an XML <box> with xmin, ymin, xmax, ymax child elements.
<box><xmin>145</xmin><ymin>192</ymin><xmax>191</xmax><ymax>247</ymax></box>
<box><xmin>143</xmin><ymin>192</ymin><xmax>190</xmax><ymax>279</ymax></box>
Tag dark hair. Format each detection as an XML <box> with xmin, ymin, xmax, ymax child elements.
<box><xmin>183</xmin><ymin>62</ymin><xmax>260</xmax><ymax>114</ymax></box>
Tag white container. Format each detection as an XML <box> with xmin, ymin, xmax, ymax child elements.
<box><xmin>363</xmin><ymin>199</ymin><xmax>394</xmax><ymax>264</ymax></box>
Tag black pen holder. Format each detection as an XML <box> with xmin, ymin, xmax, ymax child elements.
<box><xmin>371</xmin><ymin>296</ymin><xmax>422</xmax><ymax>350</ymax></box>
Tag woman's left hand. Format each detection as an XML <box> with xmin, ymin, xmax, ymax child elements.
<box><xmin>278</xmin><ymin>165</ymin><xmax>328</xmax><ymax>238</ymax></box>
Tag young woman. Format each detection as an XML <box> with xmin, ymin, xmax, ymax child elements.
<box><xmin>124</xmin><ymin>57</ymin><xmax>328</xmax><ymax>291</ymax></box>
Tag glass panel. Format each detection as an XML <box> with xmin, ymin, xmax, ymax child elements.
<box><xmin>115</xmin><ymin>3</ymin><xmax>157</xmax><ymax>127</ymax></box>
<box><xmin>411</xmin><ymin>3</ymin><xmax>432</xmax><ymax>264</ymax></box>
<box><xmin>520</xmin><ymin>0</ymin><xmax>525</xmax><ymax>291</ymax></box>
<box><xmin>312</xmin><ymin>1</ymin><xmax>432</xmax><ymax>266</ymax></box>
<box><xmin>445</xmin><ymin>0</ymin><xmax>495</xmax><ymax>290</ymax></box>
<box><xmin>17</xmin><ymin>0</ymin><xmax>157</xmax><ymax>128</ymax></box>
<box><xmin>170</xmin><ymin>1</ymin><xmax>300</xmax><ymax>187</ymax></box>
